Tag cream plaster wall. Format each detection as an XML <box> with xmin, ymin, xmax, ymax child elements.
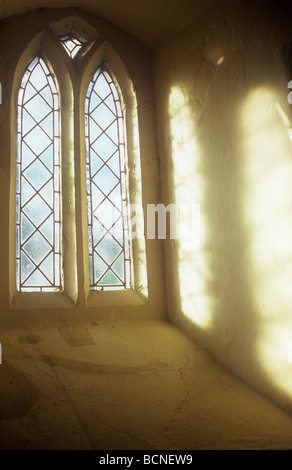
<box><xmin>154</xmin><ymin>0</ymin><xmax>292</xmax><ymax>411</ymax></box>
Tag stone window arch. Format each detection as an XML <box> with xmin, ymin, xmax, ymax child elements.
<box><xmin>8</xmin><ymin>13</ymin><xmax>151</xmax><ymax>310</ymax></box>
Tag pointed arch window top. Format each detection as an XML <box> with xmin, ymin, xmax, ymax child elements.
<box><xmin>59</xmin><ymin>33</ymin><xmax>85</xmax><ymax>58</ymax></box>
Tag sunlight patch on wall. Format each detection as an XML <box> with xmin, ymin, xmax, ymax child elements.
<box><xmin>241</xmin><ymin>88</ymin><xmax>292</xmax><ymax>316</ymax></box>
<box><xmin>257</xmin><ymin>323</ymin><xmax>292</xmax><ymax>401</ymax></box>
<box><xmin>168</xmin><ymin>86</ymin><xmax>212</xmax><ymax>329</ymax></box>
<box><xmin>241</xmin><ymin>87</ymin><xmax>292</xmax><ymax>398</ymax></box>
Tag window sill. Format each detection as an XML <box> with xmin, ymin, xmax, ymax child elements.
<box><xmin>86</xmin><ymin>287</ymin><xmax>148</xmax><ymax>308</ymax></box>
<box><xmin>10</xmin><ymin>290</ymin><xmax>76</xmax><ymax>310</ymax></box>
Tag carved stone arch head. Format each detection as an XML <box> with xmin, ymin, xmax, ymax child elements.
<box><xmin>12</xmin><ymin>28</ymin><xmax>73</xmax><ymax>101</ymax></box>
<box><xmin>49</xmin><ymin>15</ymin><xmax>99</xmax><ymax>61</ymax></box>
<box><xmin>49</xmin><ymin>15</ymin><xmax>99</xmax><ymax>43</ymax></box>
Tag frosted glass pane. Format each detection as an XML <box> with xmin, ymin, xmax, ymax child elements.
<box><xmin>94</xmin><ymin>74</ymin><xmax>110</xmax><ymax>99</ymax></box>
<box><xmin>23</xmin><ymin>194</ymin><xmax>51</xmax><ymax>226</ymax></box>
<box><xmin>60</xmin><ymin>34</ymin><xmax>84</xmax><ymax>59</ymax></box>
<box><xmin>94</xmin><ymin>166</ymin><xmax>118</xmax><ymax>195</ymax></box>
<box><xmin>55</xmin><ymin>223</ymin><xmax>60</xmax><ymax>252</ymax></box>
<box><xmin>91</xmin><ymin>133</ymin><xmax>117</xmax><ymax>161</ymax></box>
<box><xmin>23</xmin><ymin>231</ymin><xmax>51</xmax><ymax>265</ymax></box>
<box><xmin>124</xmin><ymin>230</ymin><xmax>130</xmax><ymax>259</ymax></box>
<box><xmin>111</xmin><ymin>217</ymin><xmax>123</xmax><ymax>241</ymax></box>
<box><xmin>22</xmin><ymin>109</ymin><xmax>36</xmax><ymax>135</ymax></box>
<box><xmin>104</xmin><ymin>94</ymin><xmax>116</xmax><ymax>113</ymax></box>
<box><xmin>40</xmin><ymin>215</ymin><xmax>54</xmax><ymax>244</ymax></box>
<box><xmin>89</xmin><ymin>92</ymin><xmax>102</xmax><ymax>112</ymax></box>
<box><xmin>107</xmin><ymin>152</ymin><xmax>120</xmax><ymax>176</ymax></box>
<box><xmin>97</xmin><ymin>236</ymin><xmax>122</xmax><ymax>264</ymax></box>
<box><xmin>55</xmin><ymin>254</ymin><xmax>60</xmax><ymax>286</ymax></box>
<box><xmin>29</xmin><ymin>64</ymin><xmax>47</xmax><ymax>91</ymax></box>
<box><xmin>40</xmin><ymin>180</ymin><xmax>54</xmax><ymax>207</ymax></box>
<box><xmin>40</xmin><ymin>145</ymin><xmax>54</xmax><ymax>171</ymax></box>
<box><xmin>94</xmin><ymin>253</ymin><xmax>107</xmax><ymax>280</ymax></box>
<box><xmin>40</xmin><ymin>114</ymin><xmax>53</xmax><ymax>136</ymax></box>
<box><xmin>53</xmin><ymin>94</ymin><xmax>59</xmax><ymax>111</ymax></box>
<box><xmin>125</xmin><ymin>260</ymin><xmax>130</xmax><ymax>287</ymax></box>
<box><xmin>17</xmin><ymin>56</ymin><xmax>61</xmax><ymax>291</ymax></box>
<box><xmin>23</xmin><ymin>82</ymin><xmax>37</xmax><ymax>104</ymax></box>
<box><xmin>90</xmin><ymin>151</ymin><xmax>103</xmax><ymax>176</ymax></box>
<box><xmin>39</xmin><ymin>253</ymin><xmax>53</xmax><ymax>283</ymax></box>
<box><xmin>90</xmin><ymin>118</ymin><xmax>102</xmax><ymax>142</ymax></box>
<box><xmin>16</xmin><ymin>260</ymin><xmax>20</xmax><ymax>290</ymax></box>
<box><xmin>91</xmin><ymin>104</ymin><xmax>115</xmax><ymax>131</ymax></box>
<box><xmin>106</xmin><ymin>121</ymin><xmax>118</xmax><ymax>142</ymax></box>
<box><xmin>93</xmin><ymin>220</ymin><xmax>107</xmax><ymax>246</ymax></box>
<box><xmin>21</xmin><ymin>214</ymin><xmax>35</xmax><ymax>243</ymax></box>
<box><xmin>108</xmin><ymin>184</ymin><xmax>122</xmax><ymax>210</ymax></box>
<box><xmin>21</xmin><ymin>178</ymin><xmax>35</xmax><ymax>206</ymax></box>
<box><xmin>24</xmin><ymin>126</ymin><xmax>51</xmax><ymax>155</ymax></box>
<box><xmin>23</xmin><ymin>270</ymin><xmax>50</xmax><ymax>287</ymax></box>
<box><xmin>86</xmin><ymin>67</ymin><xmax>130</xmax><ymax>289</ymax></box>
<box><xmin>25</xmin><ymin>94</ymin><xmax>51</xmax><ymax>122</ymax></box>
<box><xmin>22</xmin><ymin>143</ymin><xmax>37</xmax><ymax>170</ymax></box>
<box><xmin>91</xmin><ymin>184</ymin><xmax>105</xmax><ymax>211</ymax></box>
<box><xmin>24</xmin><ymin>160</ymin><xmax>51</xmax><ymax>191</ymax></box>
<box><xmin>112</xmin><ymin>253</ymin><xmax>124</xmax><ymax>279</ymax></box>
<box><xmin>21</xmin><ymin>252</ymin><xmax>35</xmax><ymax>280</ymax></box>
<box><xmin>99</xmin><ymin>270</ymin><xmax>122</xmax><ymax>286</ymax></box>
<box><xmin>94</xmin><ymin>199</ymin><xmax>120</xmax><ymax>229</ymax></box>
<box><xmin>40</xmin><ymin>85</ymin><xmax>53</xmax><ymax>107</ymax></box>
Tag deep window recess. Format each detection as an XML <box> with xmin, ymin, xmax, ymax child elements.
<box><xmin>16</xmin><ymin>55</ymin><xmax>61</xmax><ymax>292</ymax></box>
<box><xmin>59</xmin><ymin>33</ymin><xmax>85</xmax><ymax>59</ymax></box>
<box><xmin>85</xmin><ymin>64</ymin><xmax>131</xmax><ymax>290</ymax></box>
<box><xmin>14</xmin><ymin>28</ymin><xmax>141</xmax><ymax>299</ymax></box>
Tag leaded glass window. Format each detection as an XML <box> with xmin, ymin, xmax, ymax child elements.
<box><xmin>59</xmin><ymin>33</ymin><xmax>84</xmax><ymax>59</ymax></box>
<box><xmin>85</xmin><ymin>65</ymin><xmax>131</xmax><ymax>290</ymax></box>
<box><xmin>16</xmin><ymin>56</ymin><xmax>61</xmax><ymax>292</ymax></box>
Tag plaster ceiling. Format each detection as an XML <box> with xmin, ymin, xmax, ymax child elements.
<box><xmin>0</xmin><ymin>0</ymin><xmax>217</xmax><ymax>48</ymax></box>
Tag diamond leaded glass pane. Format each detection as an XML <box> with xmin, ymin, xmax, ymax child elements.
<box><xmin>16</xmin><ymin>56</ymin><xmax>61</xmax><ymax>292</ymax></box>
<box><xmin>85</xmin><ymin>65</ymin><xmax>131</xmax><ymax>290</ymax></box>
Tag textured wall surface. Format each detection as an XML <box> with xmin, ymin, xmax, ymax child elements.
<box><xmin>154</xmin><ymin>0</ymin><xmax>292</xmax><ymax>411</ymax></box>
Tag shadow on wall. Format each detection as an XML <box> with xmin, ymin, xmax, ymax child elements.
<box><xmin>165</xmin><ymin>37</ymin><xmax>292</xmax><ymax>411</ymax></box>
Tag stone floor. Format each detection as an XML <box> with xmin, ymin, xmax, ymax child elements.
<box><xmin>1</xmin><ymin>319</ymin><xmax>292</xmax><ymax>450</ymax></box>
